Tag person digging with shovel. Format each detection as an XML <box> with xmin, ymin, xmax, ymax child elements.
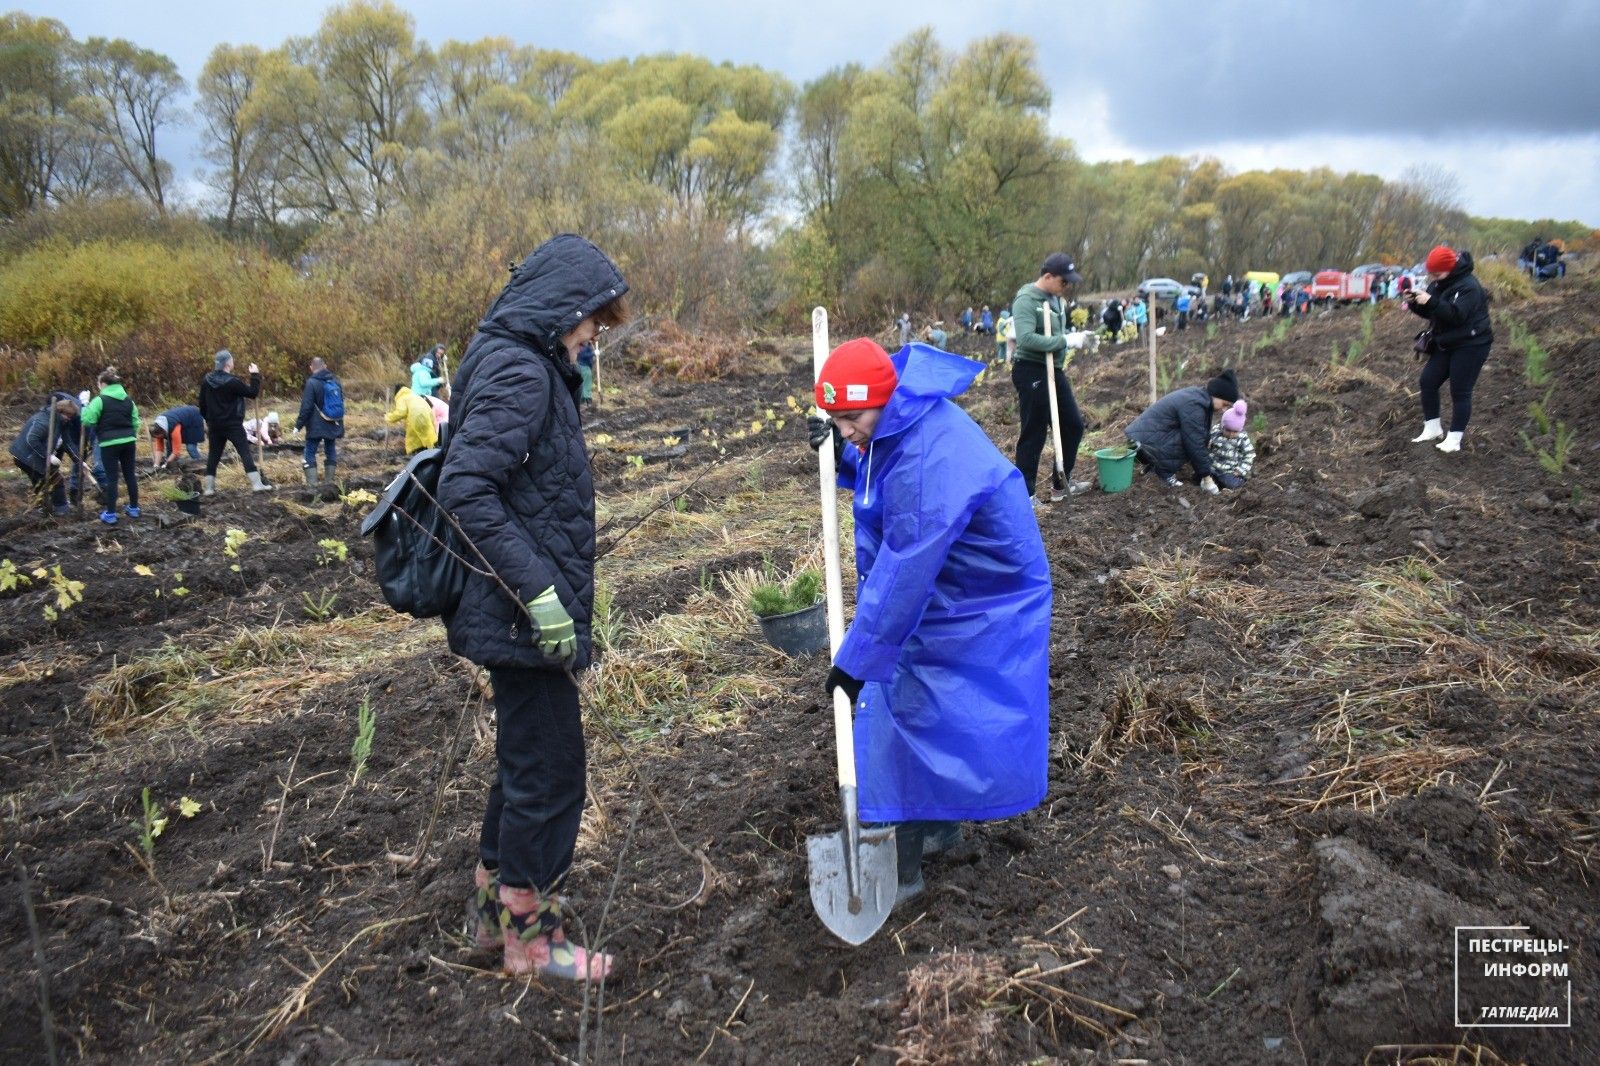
<box><xmin>810</xmin><ymin>338</ymin><xmax>1052</xmax><ymax>908</ymax></box>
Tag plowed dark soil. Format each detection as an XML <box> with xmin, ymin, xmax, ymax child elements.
<box><xmin>3</xmin><ymin>277</ymin><xmax>1596</xmax><ymax>1065</ymax></box>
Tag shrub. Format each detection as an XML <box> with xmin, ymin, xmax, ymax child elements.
<box><xmin>0</xmin><ymin>237</ymin><xmax>381</xmax><ymax>394</ymax></box>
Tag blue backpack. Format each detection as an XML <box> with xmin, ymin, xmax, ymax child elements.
<box><xmin>318</xmin><ymin>377</ymin><xmax>345</xmax><ymax>421</ymax></box>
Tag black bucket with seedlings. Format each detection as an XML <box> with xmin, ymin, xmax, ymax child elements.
<box><xmin>751</xmin><ymin>569</ymin><xmax>828</xmax><ymax>656</ymax></box>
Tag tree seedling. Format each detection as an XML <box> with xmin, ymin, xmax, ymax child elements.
<box><xmin>301</xmin><ymin>589</ymin><xmax>339</xmax><ymax>621</ymax></box>
<box><xmin>135</xmin><ymin>786</ymin><xmax>168</xmax><ymax>867</ymax></box>
<box><xmin>316</xmin><ymin>538</ymin><xmax>349</xmax><ymax>565</ymax></box>
<box><xmin>749</xmin><ymin>569</ymin><xmax>823</xmax><ymax>617</ymax></box>
<box><xmin>351</xmin><ymin>696</ymin><xmax>376</xmax><ymax>784</ymax></box>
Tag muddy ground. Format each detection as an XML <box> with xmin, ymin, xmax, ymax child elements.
<box><xmin>2</xmin><ymin>277</ymin><xmax>1597</xmax><ymax>1065</ymax></box>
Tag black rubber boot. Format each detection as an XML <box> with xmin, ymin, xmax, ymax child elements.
<box><xmin>894</xmin><ymin>822</ymin><xmax>926</xmax><ymax>906</ymax></box>
<box><xmin>922</xmin><ymin>821</ymin><xmax>965</xmax><ymax>857</ymax></box>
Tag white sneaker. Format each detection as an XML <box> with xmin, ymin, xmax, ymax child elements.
<box><xmin>1436</xmin><ymin>432</ymin><xmax>1463</xmax><ymax>453</ymax></box>
<box><xmin>1411</xmin><ymin>419</ymin><xmax>1443</xmax><ymax>443</ymax></box>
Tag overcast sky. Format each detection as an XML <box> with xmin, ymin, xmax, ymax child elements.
<box><xmin>30</xmin><ymin>0</ymin><xmax>1600</xmax><ymax>225</ymax></box>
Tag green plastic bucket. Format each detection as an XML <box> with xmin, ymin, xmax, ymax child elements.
<box><xmin>1094</xmin><ymin>446</ymin><xmax>1136</xmax><ymax>493</ymax></box>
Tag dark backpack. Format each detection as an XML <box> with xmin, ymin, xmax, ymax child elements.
<box><xmin>319</xmin><ymin>377</ymin><xmax>345</xmax><ymax>421</ymax></box>
<box><xmin>360</xmin><ymin>447</ymin><xmax>466</xmax><ymax>619</ymax></box>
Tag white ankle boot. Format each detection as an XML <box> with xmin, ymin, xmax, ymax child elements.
<box><xmin>1411</xmin><ymin>419</ymin><xmax>1443</xmax><ymax>443</ymax></box>
<box><xmin>1436</xmin><ymin>431</ymin><xmax>1463</xmax><ymax>453</ymax></box>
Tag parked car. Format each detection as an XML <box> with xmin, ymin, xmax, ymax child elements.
<box><xmin>1137</xmin><ymin>277</ymin><xmax>1185</xmax><ymax>300</ymax></box>
<box><xmin>1281</xmin><ymin>271</ymin><xmax>1313</xmax><ymax>287</ymax></box>
<box><xmin>1349</xmin><ymin>263</ymin><xmax>1388</xmax><ymax>278</ymax></box>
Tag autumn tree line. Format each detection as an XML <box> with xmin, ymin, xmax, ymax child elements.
<box><xmin>1</xmin><ymin>4</ymin><xmax>1593</xmax><ymax>392</ymax></box>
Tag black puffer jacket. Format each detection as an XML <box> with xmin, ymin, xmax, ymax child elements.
<box><xmin>438</xmin><ymin>234</ymin><xmax>627</xmax><ymax>671</ymax></box>
<box><xmin>1124</xmin><ymin>385</ymin><xmax>1216</xmax><ymax>479</ymax></box>
<box><xmin>1408</xmin><ymin>251</ymin><xmax>1492</xmax><ymax>352</ymax></box>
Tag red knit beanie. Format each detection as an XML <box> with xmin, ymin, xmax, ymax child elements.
<box><xmin>815</xmin><ymin>338</ymin><xmax>897</xmax><ymax>411</ymax></box>
<box><xmin>1424</xmin><ymin>245</ymin><xmax>1458</xmax><ymax>274</ymax></box>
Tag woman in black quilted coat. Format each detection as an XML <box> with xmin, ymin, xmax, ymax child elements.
<box><xmin>439</xmin><ymin>234</ymin><xmax>628</xmax><ymax>982</ymax></box>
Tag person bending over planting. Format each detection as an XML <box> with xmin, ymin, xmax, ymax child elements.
<box><xmin>1124</xmin><ymin>368</ymin><xmax>1242</xmax><ymax>494</ymax></box>
<box><xmin>149</xmin><ymin>405</ymin><xmax>204</xmax><ymax>469</ymax></box>
<box><xmin>810</xmin><ymin>338</ymin><xmax>1051</xmax><ymax>906</ymax></box>
<box><xmin>439</xmin><ymin>233</ymin><xmax>628</xmax><ymax>982</ymax></box>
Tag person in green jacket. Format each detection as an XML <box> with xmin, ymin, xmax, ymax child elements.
<box><xmin>1010</xmin><ymin>253</ymin><xmax>1096</xmax><ymax>505</ymax></box>
<box><xmin>82</xmin><ymin>366</ymin><xmax>141</xmax><ymax>524</ymax></box>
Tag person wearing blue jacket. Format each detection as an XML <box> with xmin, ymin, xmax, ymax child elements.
<box><xmin>812</xmin><ymin>338</ymin><xmax>1051</xmax><ymax>905</ymax></box>
<box><xmin>411</xmin><ymin>344</ymin><xmax>446</xmax><ymax>398</ymax></box>
<box><xmin>293</xmin><ymin>357</ymin><xmax>345</xmax><ymax>489</ymax></box>
<box><xmin>149</xmin><ymin>405</ymin><xmax>205</xmax><ymax>469</ymax></box>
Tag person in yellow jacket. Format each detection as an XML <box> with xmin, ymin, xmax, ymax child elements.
<box><xmin>386</xmin><ymin>384</ymin><xmax>439</xmax><ymax>454</ymax></box>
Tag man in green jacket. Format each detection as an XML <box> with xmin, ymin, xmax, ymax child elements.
<box><xmin>1011</xmin><ymin>253</ymin><xmax>1095</xmax><ymax>505</ymax></box>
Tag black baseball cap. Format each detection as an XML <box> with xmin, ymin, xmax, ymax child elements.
<box><xmin>1041</xmin><ymin>253</ymin><xmax>1083</xmax><ymax>284</ymax></box>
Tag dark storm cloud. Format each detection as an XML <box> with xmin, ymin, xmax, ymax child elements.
<box><xmin>1059</xmin><ymin>0</ymin><xmax>1600</xmax><ymax>149</ymax></box>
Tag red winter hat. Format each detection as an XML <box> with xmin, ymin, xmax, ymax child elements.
<box><xmin>815</xmin><ymin>338</ymin><xmax>898</xmax><ymax>411</ymax></box>
<box><xmin>1424</xmin><ymin>245</ymin><xmax>1458</xmax><ymax>274</ymax></box>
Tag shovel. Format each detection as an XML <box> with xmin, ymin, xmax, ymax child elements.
<box><xmin>805</xmin><ymin>306</ymin><xmax>898</xmax><ymax>946</ymax></box>
<box><xmin>1040</xmin><ymin>302</ymin><xmax>1068</xmax><ymax>501</ymax></box>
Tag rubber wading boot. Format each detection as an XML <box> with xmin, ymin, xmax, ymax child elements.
<box><xmin>470</xmin><ymin>864</ymin><xmax>501</xmax><ymax>951</ymax></box>
<box><xmin>247</xmin><ymin>469</ymin><xmax>275</xmax><ymax>492</ymax></box>
<box><xmin>497</xmin><ymin>885</ymin><xmax>613</xmax><ymax>982</ymax></box>
<box><xmin>323</xmin><ymin>461</ymin><xmax>337</xmax><ymax>494</ymax></box>
<box><xmin>303</xmin><ymin>464</ymin><xmax>319</xmax><ymax>490</ymax></box>
<box><xmin>203</xmin><ymin>475</ymin><xmax>216</xmax><ymax>496</ymax></box>
<box><xmin>894</xmin><ymin>822</ymin><xmax>927</xmax><ymax>906</ymax></box>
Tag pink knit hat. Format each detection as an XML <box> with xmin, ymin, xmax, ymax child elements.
<box><xmin>1221</xmin><ymin>399</ymin><xmax>1247</xmax><ymax>433</ymax></box>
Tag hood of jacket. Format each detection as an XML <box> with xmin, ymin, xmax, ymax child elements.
<box><xmin>204</xmin><ymin>370</ymin><xmax>236</xmax><ymax>389</ymax></box>
<box><xmin>870</xmin><ymin>344</ymin><xmax>984</xmax><ymax>443</ymax></box>
<box><xmin>99</xmin><ymin>383</ymin><xmax>128</xmax><ymax>401</ymax></box>
<box><xmin>476</xmin><ymin>234</ymin><xmax>628</xmax><ymax>355</ymax></box>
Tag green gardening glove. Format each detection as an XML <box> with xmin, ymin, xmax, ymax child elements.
<box><xmin>526</xmin><ymin>586</ymin><xmax>577</xmax><ymax>665</ymax></box>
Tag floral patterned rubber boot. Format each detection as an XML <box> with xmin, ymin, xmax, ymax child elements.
<box><xmin>497</xmin><ymin>885</ymin><xmax>613</xmax><ymax>982</ymax></box>
<box><xmin>469</xmin><ymin>864</ymin><xmax>502</xmax><ymax>951</ymax></box>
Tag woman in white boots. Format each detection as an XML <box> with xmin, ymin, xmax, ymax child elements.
<box><xmin>1404</xmin><ymin>245</ymin><xmax>1492</xmax><ymax>453</ymax></box>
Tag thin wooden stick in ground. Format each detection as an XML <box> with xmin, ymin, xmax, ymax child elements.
<box><xmin>17</xmin><ymin>858</ymin><xmax>60</xmax><ymax>1066</ymax></box>
<box><xmin>262</xmin><ymin>740</ymin><xmax>304</xmax><ymax>874</ymax></box>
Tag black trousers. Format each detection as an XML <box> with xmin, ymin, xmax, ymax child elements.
<box><xmin>1011</xmin><ymin>360</ymin><xmax>1084</xmax><ymax>497</ymax></box>
<box><xmin>480</xmin><ymin>666</ymin><xmax>587</xmax><ymax>892</ymax></box>
<box><xmin>1418</xmin><ymin>342</ymin><xmax>1491</xmax><ymax>433</ymax></box>
<box><xmin>205</xmin><ymin>421</ymin><xmax>257</xmax><ymax>475</ymax></box>
<box><xmin>101</xmin><ymin>441</ymin><xmax>138</xmax><ymax>511</ymax></box>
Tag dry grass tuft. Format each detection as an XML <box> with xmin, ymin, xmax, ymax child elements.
<box><xmin>85</xmin><ymin>610</ymin><xmax>440</xmax><ymax>735</ymax></box>
<box><xmin>897</xmin><ymin>952</ymin><xmax>1010</xmax><ymax>1065</ymax></box>
<box><xmin>895</xmin><ymin>938</ymin><xmax>1135</xmax><ymax>1065</ymax></box>
<box><xmin>582</xmin><ymin>572</ymin><xmax>803</xmax><ymax>738</ymax></box>
<box><xmin>1082</xmin><ymin>671</ymin><xmax>1216</xmax><ymax>770</ymax></box>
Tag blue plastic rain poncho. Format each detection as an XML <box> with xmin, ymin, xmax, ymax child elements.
<box><xmin>834</xmin><ymin>344</ymin><xmax>1051</xmax><ymax>822</ymax></box>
